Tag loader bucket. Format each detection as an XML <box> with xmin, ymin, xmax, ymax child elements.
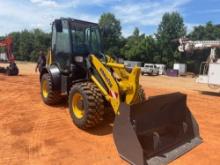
<box><xmin>113</xmin><ymin>92</ymin><xmax>202</xmax><ymax>165</ymax></box>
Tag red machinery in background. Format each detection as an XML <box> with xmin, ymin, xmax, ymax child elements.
<box><xmin>0</xmin><ymin>36</ymin><xmax>19</xmax><ymax>76</ymax></box>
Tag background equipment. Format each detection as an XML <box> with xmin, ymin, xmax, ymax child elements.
<box><xmin>0</xmin><ymin>36</ymin><xmax>19</xmax><ymax>76</ymax></box>
<box><xmin>141</xmin><ymin>63</ymin><xmax>159</xmax><ymax>76</ymax></box>
<box><xmin>40</xmin><ymin>18</ymin><xmax>202</xmax><ymax>165</ymax></box>
<box><xmin>178</xmin><ymin>37</ymin><xmax>220</xmax><ymax>89</ymax></box>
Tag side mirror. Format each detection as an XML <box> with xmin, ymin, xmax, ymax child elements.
<box><xmin>55</xmin><ymin>20</ymin><xmax>63</xmax><ymax>32</ymax></box>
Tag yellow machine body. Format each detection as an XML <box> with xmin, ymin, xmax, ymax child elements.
<box><xmin>87</xmin><ymin>55</ymin><xmax>202</xmax><ymax>165</ymax></box>
<box><xmin>41</xmin><ymin>18</ymin><xmax>202</xmax><ymax>165</ymax></box>
<box><xmin>90</xmin><ymin>54</ymin><xmax>140</xmax><ymax>114</ymax></box>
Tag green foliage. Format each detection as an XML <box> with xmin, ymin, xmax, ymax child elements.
<box><xmin>156</xmin><ymin>12</ymin><xmax>186</xmax><ymax>67</ymax></box>
<box><xmin>99</xmin><ymin>13</ymin><xmax>122</xmax><ymax>55</ymax></box>
<box><xmin>121</xmin><ymin>28</ymin><xmax>143</xmax><ymax>60</ymax></box>
<box><xmin>30</xmin><ymin>29</ymin><xmax>51</xmax><ymax>61</ymax></box>
<box><xmin>4</xmin><ymin>29</ymin><xmax>51</xmax><ymax>61</ymax></box>
<box><xmin>120</xmin><ymin>12</ymin><xmax>186</xmax><ymax>67</ymax></box>
<box><xmin>188</xmin><ymin>22</ymin><xmax>220</xmax><ymax>40</ymax></box>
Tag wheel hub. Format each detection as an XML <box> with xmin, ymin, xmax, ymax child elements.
<box><xmin>72</xmin><ymin>93</ymin><xmax>85</xmax><ymax>119</ymax></box>
<box><xmin>77</xmin><ymin>100</ymin><xmax>84</xmax><ymax>110</ymax></box>
<box><xmin>42</xmin><ymin>79</ymin><xmax>49</xmax><ymax>98</ymax></box>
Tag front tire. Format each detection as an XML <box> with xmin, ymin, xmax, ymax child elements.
<box><xmin>69</xmin><ymin>82</ymin><xmax>105</xmax><ymax>129</ymax></box>
<box><xmin>40</xmin><ymin>73</ymin><xmax>63</xmax><ymax>105</ymax></box>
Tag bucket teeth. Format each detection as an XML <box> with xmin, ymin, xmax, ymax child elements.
<box><xmin>183</xmin><ymin>122</ymin><xmax>188</xmax><ymax>134</ymax></box>
<box><xmin>153</xmin><ymin>132</ymin><xmax>160</xmax><ymax>152</ymax></box>
<box><xmin>132</xmin><ymin>120</ymin><xmax>136</xmax><ymax>129</ymax></box>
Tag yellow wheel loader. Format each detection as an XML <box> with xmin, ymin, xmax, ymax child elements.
<box><xmin>40</xmin><ymin>18</ymin><xmax>202</xmax><ymax>165</ymax></box>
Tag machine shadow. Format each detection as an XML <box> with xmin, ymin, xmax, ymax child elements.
<box><xmin>49</xmin><ymin>100</ymin><xmax>115</xmax><ymax>136</ymax></box>
<box><xmin>86</xmin><ymin>113</ymin><xmax>115</xmax><ymax>136</ymax></box>
<box><xmin>18</xmin><ymin>74</ymin><xmax>29</xmax><ymax>77</ymax></box>
<box><xmin>198</xmin><ymin>90</ymin><xmax>220</xmax><ymax>97</ymax></box>
<box><xmin>49</xmin><ymin>98</ymin><xmax>68</xmax><ymax>109</ymax></box>
<box><xmin>142</xmin><ymin>74</ymin><xmax>159</xmax><ymax>77</ymax></box>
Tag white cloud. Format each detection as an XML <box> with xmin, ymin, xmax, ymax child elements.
<box><xmin>0</xmin><ymin>0</ymin><xmax>99</xmax><ymax>35</ymax></box>
<box><xmin>0</xmin><ymin>0</ymin><xmax>192</xmax><ymax>36</ymax></box>
<box><xmin>121</xmin><ymin>25</ymin><xmax>134</xmax><ymax>37</ymax></box>
<box><xmin>113</xmin><ymin>0</ymin><xmax>191</xmax><ymax>26</ymax></box>
<box><xmin>68</xmin><ymin>0</ymin><xmax>122</xmax><ymax>8</ymax></box>
<box><xmin>185</xmin><ymin>23</ymin><xmax>200</xmax><ymax>33</ymax></box>
<box><xmin>30</xmin><ymin>0</ymin><xmax>59</xmax><ymax>7</ymax></box>
<box><xmin>113</xmin><ymin>0</ymin><xmax>191</xmax><ymax>36</ymax></box>
<box><xmin>30</xmin><ymin>0</ymin><xmax>121</xmax><ymax>8</ymax></box>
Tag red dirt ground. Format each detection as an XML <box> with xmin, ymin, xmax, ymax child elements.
<box><xmin>0</xmin><ymin>62</ymin><xmax>220</xmax><ymax>165</ymax></box>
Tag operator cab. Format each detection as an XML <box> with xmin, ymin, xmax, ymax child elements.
<box><xmin>51</xmin><ymin>18</ymin><xmax>103</xmax><ymax>73</ymax></box>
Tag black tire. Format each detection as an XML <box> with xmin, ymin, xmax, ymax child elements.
<box><xmin>40</xmin><ymin>73</ymin><xmax>63</xmax><ymax>105</ymax></box>
<box><xmin>69</xmin><ymin>82</ymin><xmax>105</xmax><ymax>129</ymax></box>
<box><xmin>13</xmin><ymin>67</ymin><xmax>19</xmax><ymax>75</ymax></box>
<box><xmin>6</xmin><ymin>68</ymin><xmax>11</xmax><ymax>76</ymax></box>
<box><xmin>6</xmin><ymin>65</ymin><xmax>19</xmax><ymax>76</ymax></box>
<box><xmin>133</xmin><ymin>85</ymin><xmax>146</xmax><ymax>104</ymax></box>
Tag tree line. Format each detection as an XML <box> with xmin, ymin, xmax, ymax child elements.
<box><xmin>6</xmin><ymin>29</ymin><xmax>51</xmax><ymax>62</ymax></box>
<box><xmin>1</xmin><ymin>12</ymin><xmax>220</xmax><ymax>73</ymax></box>
<box><xmin>100</xmin><ymin>13</ymin><xmax>220</xmax><ymax>73</ymax></box>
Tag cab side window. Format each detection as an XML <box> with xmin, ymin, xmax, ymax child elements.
<box><xmin>51</xmin><ymin>25</ymin><xmax>56</xmax><ymax>52</ymax></box>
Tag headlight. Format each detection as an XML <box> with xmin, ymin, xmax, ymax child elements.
<box><xmin>74</xmin><ymin>56</ymin><xmax>83</xmax><ymax>63</ymax></box>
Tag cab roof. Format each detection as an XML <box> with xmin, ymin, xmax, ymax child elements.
<box><xmin>55</xmin><ymin>18</ymin><xmax>98</xmax><ymax>29</ymax></box>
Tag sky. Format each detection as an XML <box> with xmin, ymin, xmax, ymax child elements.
<box><xmin>0</xmin><ymin>0</ymin><xmax>219</xmax><ymax>37</ymax></box>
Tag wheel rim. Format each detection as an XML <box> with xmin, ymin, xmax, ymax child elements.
<box><xmin>72</xmin><ymin>93</ymin><xmax>85</xmax><ymax>119</ymax></box>
<box><xmin>42</xmin><ymin>79</ymin><xmax>49</xmax><ymax>98</ymax></box>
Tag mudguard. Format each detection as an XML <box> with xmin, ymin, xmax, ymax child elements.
<box><xmin>40</xmin><ymin>65</ymin><xmax>61</xmax><ymax>92</ymax></box>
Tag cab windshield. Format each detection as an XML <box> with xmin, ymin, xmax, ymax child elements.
<box><xmin>71</xmin><ymin>26</ymin><xmax>102</xmax><ymax>55</ymax></box>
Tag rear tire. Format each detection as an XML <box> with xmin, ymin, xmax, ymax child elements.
<box><xmin>69</xmin><ymin>82</ymin><xmax>105</xmax><ymax>129</ymax></box>
<box><xmin>6</xmin><ymin>68</ymin><xmax>11</xmax><ymax>76</ymax></box>
<box><xmin>6</xmin><ymin>66</ymin><xmax>19</xmax><ymax>76</ymax></box>
<box><xmin>40</xmin><ymin>73</ymin><xmax>63</xmax><ymax>105</ymax></box>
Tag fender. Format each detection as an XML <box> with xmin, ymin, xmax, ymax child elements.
<box><xmin>40</xmin><ymin>65</ymin><xmax>61</xmax><ymax>92</ymax></box>
<box><xmin>40</xmin><ymin>67</ymin><xmax>48</xmax><ymax>80</ymax></box>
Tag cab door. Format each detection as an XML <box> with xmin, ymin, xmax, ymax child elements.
<box><xmin>51</xmin><ymin>20</ymin><xmax>72</xmax><ymax>73</ymax></box>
